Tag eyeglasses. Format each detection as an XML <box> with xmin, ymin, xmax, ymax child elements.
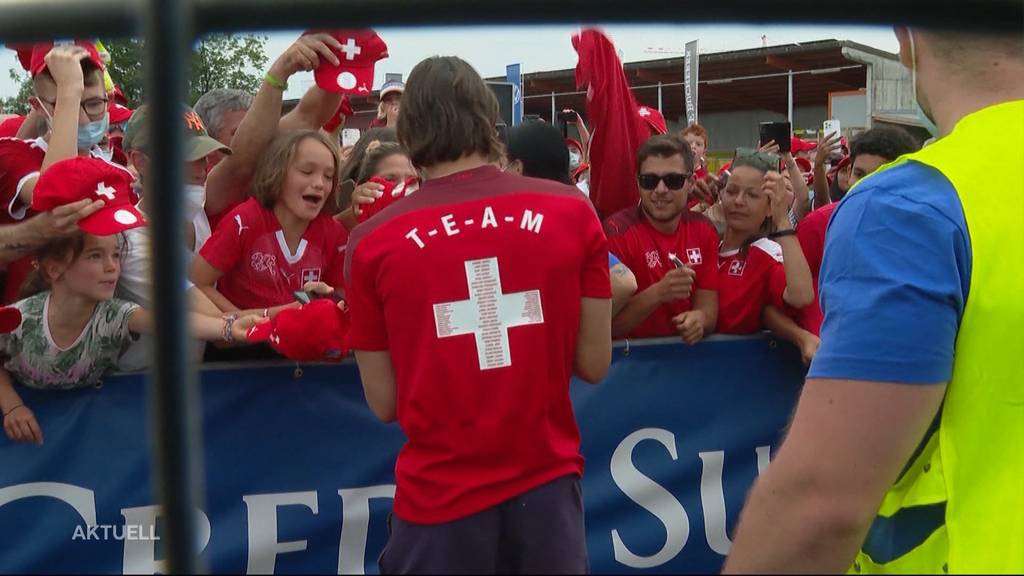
<box><xmin>734</xmin><ymin>148</ymin><xmax>781</xmax><ymax>173</ymax></box>
<box><xmin>40</xmin><ymin>97</ymin><xmax>109</xmax><ymax>119</ymax></box>
<box><xmin>637</xmin><ymin>172</ymin><xmax>691</xmax><ymax>191</ymax></box>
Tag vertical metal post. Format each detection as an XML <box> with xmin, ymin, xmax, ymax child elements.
<box><xmin>864</xmin><ymin>65</ymin><xmax>873</xmax><ymax>129</ymax></box>
<box><xmin>657</xmin><ymin>81</ymin><xmax>663</xmax><ymax>113</ymax></box>
<box><xmin>550</xmin><ymin>91</ymin><xmax>556</xmax><ymax>123</ymax></box>
<box><xmin>787</xmin><ymin>70</ymin><xmax>794</xmax><ymax>123</ymax></box>
<box><xmin>146</xmin><ymin>0</ymin><xmax>206</xmax><ymax>572</ymax></box>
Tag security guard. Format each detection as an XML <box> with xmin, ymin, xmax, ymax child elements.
<box><xmin>724</xmin><ymin>26</ymin><xmax>1024</xmax><ymax>574</ymax></box>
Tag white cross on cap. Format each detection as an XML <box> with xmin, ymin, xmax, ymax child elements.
<box><xmin>95</xmin><ymin>182</ymin><xmax>117</xmax><ymax>200</ymax></box>
<box><xmin>639</xmin><ymin>107</ymin><xmax>651</xmax><ymax>117</ymax></box>
<box><xmin>340</xmin><ymin>38</ymin><xmax>362</xmax><ymax>61</ymax></box>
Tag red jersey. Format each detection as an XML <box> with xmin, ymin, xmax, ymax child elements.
<box><xmin>345</xmin><ymin>165</ymin><xmax>611</xmax><ymax>524</ymax></box>
<box><xmin>604</xmin><ymin>207</ymin><xmax>720</xmax><ymax>338</ymax></box>
<box><xmin>717</xmin><ymin>238</ymin><xmax>789</xmax><ymax>334</ymax></box>
<box><xmin>795</xmin><ymin>202</ymin><xmax>837</xmax><ymax>335</ymax></box>
<box><xmin>200</xmin><ymin>198</ymin><xmax>349</xmax><ymax>310</ymax></box>
<box><xmin>0</xmin><ymin>138</ymin><xmax>46</xmax><ymax>303</ymax></box>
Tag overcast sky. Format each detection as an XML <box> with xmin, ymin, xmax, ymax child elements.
<box><xmin>1</xmin><ymin>23</ymin><xmax>900</xmax><ymax>101</ymax></box>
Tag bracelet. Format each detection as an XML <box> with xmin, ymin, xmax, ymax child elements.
<box><xmin>3</xmin><ymin>404</ymin><xmax>24</xmax><ymax>417</ymax></box>
<box><xmin>222</xmin><ymin>313</ymin><xmax>239</xmax><ymax>343</ymax></box>
<box><xmin>262</xmin><ymin>308</ymin><xmax>270</xmax><ymax>319</ymax></box>
<box><xmin>769</xmin><ymin>228</ymin><xmax>797</xmax><ymax>239</ymax></box>
<box><xmin>264</xmin><ymin>72</ymin><xmax>288</xmax><ymax>91</ymax></box>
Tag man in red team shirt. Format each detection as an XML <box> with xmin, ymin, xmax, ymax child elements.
<box><xmin>0</xmin><ymin>41</ymin><xmax>111</xmax><ymax>303</ymax></box>
<box><xmin>345</xmin><ymin>56</ymin><xmax>612</xmax><ymax>574</ymax></box>
<box><xmin>605</xmin><ymin>134</ymin><xmax>719</xmax><ymax>344</ymax></box>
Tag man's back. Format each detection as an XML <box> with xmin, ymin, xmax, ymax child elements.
<box><xmin>345</xmin><ymin>165</ymin><xmax>610</xmax><ymax>524</ymax></box>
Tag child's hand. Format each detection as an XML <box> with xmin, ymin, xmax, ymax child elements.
<box><xmin>4</xmin><ymin>405</ymin><xmax>43</xmax><ymax>445</ymax></box>
<box><xmin>232</xmin><ymin>314</ymin><xmax>268</xmax><ymax>342</ymax></box>
<box><xmin>351</xmin><ymin>181</ymin><xmax>384</xmax><ymax>216</ymax></box>
<box><xmin>303</xmin><ymin>281</ymin><xmax>335</xmax><ymax>296</ymax></box>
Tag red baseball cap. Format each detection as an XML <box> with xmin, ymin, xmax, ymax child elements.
<box><xmin>108</xmin><ymin>102</ymin><xmax>133</xmax><ymax>125</ymax></box>
<box><xmin>0</xmin><ymin>115</ymin><xmax>25</xmax><ymax>138</ymax></box>
<box><xmin>793</xmin><ymin>157</ymin><xmax>813</xmax><ymax>173</ymax></box>
<box><xmin>31</xmin><ymin>157</ymin><xmax>144</xmax><ymax>235</ymax></box>
<box><xmin>638</xmin><ymin>105</ymin><xmax>668</xmax><ymax>135</ymax></box>
<box><xmin>247</xmin><ymin>299</ymin><xmax>350</xmax><ymax>362</ymax></box>
<box><xmin>790</xmin><ymin>136</ymin><xmax>817</xmax><ymax>153</ymax></box>
<box><xmin>29</xmin><ymin>40</ymin><xmax>105</xmax><ymax>78</ymax></box>
<box><xmin>0</xmin><ymin>306</ymin><xmax>21</xmax><ymax>334</ymax></box>
<box><xmin>358</xmin><ymin>176</ymin><xmax>419</xmax><ymax>223</ymax></box>
<box><xmin>312</xmin><ymin>30</ymin><xmax>389</xmax><ymax>96</ymax></box>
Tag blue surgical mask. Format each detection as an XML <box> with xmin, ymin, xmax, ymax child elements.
<box><xmin>908</xmin><ymin>30</ymin><xmax>940</xmax><ymax>138</ymax></box>
<box><xmin>78</xmin><ymin>113</ymin><xmax>109</xmax><ymax>150</ymax></box>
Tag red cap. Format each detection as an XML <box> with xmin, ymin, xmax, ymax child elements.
<box><xmin>829</xmin><ymin>154</ymin><xmax>851</xmax><ymax>174</ymax></box>
<box><xmin>0</xmin><ymin>115</ymin><xmax>26</xmax><ymax>138</ymax></box>
<box><xmin>31</xmin><ymin>157</ymin><xmax>144</xmax><ymax>235</ymax></box>
<box><xmin>11</xmin><ymin>44</ymin><xmax>34</xmax><ymax>72</ymax></box>
<box><xmin>790</xmin><ymin>136</ymin><xmax>817</xmax><ymax>153</ymax></box>
<box><xmin>247</xmin><ymin>299</ymin><xmax>350</xmax><ymax>362</ymax></box>
<box><xmin>29</xmin><ymin>40</ymin><xmax>105</xmax><ymax>78</ymax></box>
<box><xmin>572</xmin><ymin>162</ymin><xmax>590</xmax><ymax>183</ymax></box>
<box><xmin>565</xmin><ymin>138</ymin><xmax>583</xmax><ymax>153</ymax></box>
<box><xmin>108</xmin><ymin>102</ymin><xmax>133</xmax><ymax>125</ymax></box>
<box><xmin>111</xmin><ymin>85</ymin><xmax>128</xmax><ymax>106</ymax></box>
<box><xmin>638</xmin><ymin>105</ymin><xmax>667</xmax><ymax>135</ymax></box>
<box><xmin>322</xmin><ymin>96</ymin><xmax>353</xmax><ymax>133</ymax></box>
<box><xmin>358</xmin><ymin>176</ymin><xmax>419</xmax><ymax>223</ymax></box>
<box><xmin>0</xmin><ymin>306</ymin><xmax>21</xmax><ymax>334</ymax></box>
<box><xmin>312</xmin><ymin>30</ymin><xmax>388</xmax><ymax>96</ymax></box>
<box><xmin>793</xmin><ymin>157</ymin><xmax>813</xmax><ymax>173</ymax></box>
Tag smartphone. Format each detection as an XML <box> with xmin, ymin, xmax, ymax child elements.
<box><xmin>341</xmin><ymin>128</ymin><xmax>361</xmax><ymax>148</ymax></box>
<box><xmin>823</xmin><ymin>119</ymin><xmax>841</xmax><ymax>141</ymax></box>
<box><xmin>759</xmin><ymin>121</ymin><xmax>792</xmax><ymax>153</ymax></box>
<box><xmin>557</xmin><ymin>110</ymin><xmax>577</xmax><ymax>123</ymax></box>
<box><xmin>293</xmin><ymin>290</ymin><xmax>312</xmax><ymax>305</ymax></box>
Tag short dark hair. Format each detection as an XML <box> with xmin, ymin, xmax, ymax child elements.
<box><xmin>636</xmin><ymin>134</ymin><xmax>695</xmax><ymax>173</ymax></box>
<box><xmin>397</xmin><ymin>56</ymin><xmax>504</xmax><ymax>168</ymax></box>
<box><xmin>850</xmin><ymin>126</ymin><xmax>920</xmax><ymax>165</ymax></box>
<box><xmin>506</xmin><ymin>120</ymin><xmax>571</xmax><ymax>184</ymax></box>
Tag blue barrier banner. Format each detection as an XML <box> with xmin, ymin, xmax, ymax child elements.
<box><xmin>0</xmin><ymin>337</ymin><xmax>804</xmax><ymax>574</ymax></box>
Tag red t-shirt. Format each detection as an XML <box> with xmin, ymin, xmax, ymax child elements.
<box><xmin>604</xmin><ymin>207</ymin><xmax>720</xmax><ymax>338</ymax></box>
<box><xmin>795</xmin><ymin>202</ymin><xmax>837</xmax><ymax>336</ymax></box>
<box><xmin>200</xmin><ymin>198</ymin><xmax>349</xmax><ymax>310</ymax></box>
<box><xmin>717</xmin><ymin>238</ymin><xmax>789</xmax><ymax>334</ymax></box>
<box><xmin>0</xmin><ymin>137</ymin><xmax>46</xmax><ymax>303</ymax></box>
<box><xmin>345</xmin><ymin>165</ymin><xmax>611</xmax><ymax>524</ymax></box>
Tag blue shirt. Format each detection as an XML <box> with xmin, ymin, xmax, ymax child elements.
<box><xmin>808</xmin><ymin>162</ymin><xmax>972</xmax><ymax>385</ymax></box>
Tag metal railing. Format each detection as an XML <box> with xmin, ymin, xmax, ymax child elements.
<box><xmin>1</xmin><ymin>0</ymin><xmax>1020</xmax><ymax>572</ymax></box>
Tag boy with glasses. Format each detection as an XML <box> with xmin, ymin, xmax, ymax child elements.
<box><xmin>605</xmin><ymin>134</ymin><xmax>719</xmax><ymax>343</ymax></box>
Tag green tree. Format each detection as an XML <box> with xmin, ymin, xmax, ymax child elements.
<box><xmin>0</xmin><ymin>64</ymin><xmax>32</xmax><ymax>115</ymax></box>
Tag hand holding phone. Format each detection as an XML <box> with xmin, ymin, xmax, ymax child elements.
<box><xmin>759</xmin><ymin>121</ymin><xmax>792</xmax><ymax>153</ymax></box>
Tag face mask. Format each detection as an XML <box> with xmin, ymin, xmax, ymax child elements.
<box><xmin>95</xmin><ymin>146</ymin><xmax>114</xmax><ymax>162</ymax></box>
<box><xmin>569</xmin><ymin>150</ymin><xmax>582</xmax><ymax>170</ymax></box>
<box><xmin>78</xmin><ymin>114</ymin><xmax>109</xmax><ymax>150</ymax></box>
<box><xmin>908</xmin><ymin>30</ymin><xmax>941</xmax><ymax>138</ymax></box>
<box><xmin>183</xmin><ymin>184</ymin><xmax>207</xmax><ymax>221</ymax></box>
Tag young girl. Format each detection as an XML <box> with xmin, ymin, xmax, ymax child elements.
<box><xmin>335</xmin><ymin>141</ymin><xmax>416</xmax><ymax>231</ymax></box>
<box><xmin>191</xmin><ymin>130</ymin><xmax>348</xmax><ymax>317</ymax></box>
<box><xmin>0</xmin><ymin>232</ymin><xmax>259</xmax><ymax>445</ymax></box>
<box><xmin>713</xmin><ymin>149</ymin><xmax>818</xmax><ymax>362</ymax></box>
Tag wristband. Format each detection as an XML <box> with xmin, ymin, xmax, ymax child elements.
<box><xmin>222</xmin><ymin>313</ymin><xmax>239</xmax><ymax>343</ymax></box>
<box><xmin>769</xmin><ymin>228</ymin><xmax>797</xmax><ymax>239</ymax></box>
<box><xmin>264</xmin><ymin>72</ymin><xmax>288</xmax><ymax>91</ymax></box>
<box><xmin>3</xmin><ymin>404</ymin><xmax>24</xmax><ymax>417</ymax></box>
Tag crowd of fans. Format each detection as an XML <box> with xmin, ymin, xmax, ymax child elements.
<box><xmin>0</xmin><ymin>30</ymin><xmax>923</xmax><ymax>445</ymax></box>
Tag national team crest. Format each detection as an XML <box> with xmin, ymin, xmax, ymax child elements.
<box><xmin>728</xmin><ymin>260</ymin><xmax>746</xmax><ymax>276</ymax></box>
<box><xmin>301</xmin><ymin>268</ymin><xmax>322</xmax><ymax>285</ymax></box>
<box><xmin>645</xmin><ymin>250</ymin><xmax>662</xmax><ymax>269</ymax></box>
<box><xmin>686</xmin><ymin>248</ymin><xmax>702</xmax><ymax>265</ymax></box>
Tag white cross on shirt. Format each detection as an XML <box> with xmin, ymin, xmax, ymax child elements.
<box><xmin>340</xmin><ymin>38</ymin><xmax>362</xmax><ymax>61</ymax></box>
<box><xmin>95</xmin><ymin>182</ymin><xmax>116</xmax><ymax>200</ymax></box>
<box><xmin>433</xmin><ymin>257</ymin><xmax>545</xmax><ymax>371</ymax></box>
<box><xmin>301</xmin><ymin>269</ymin><xmax>321</xmax><ymax>284</ymax></box>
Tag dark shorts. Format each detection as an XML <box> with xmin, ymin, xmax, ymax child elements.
<box><xmin>379</xmin><ymin>474</ymin><xmax>588</xmax><ymax>575</ymax></box>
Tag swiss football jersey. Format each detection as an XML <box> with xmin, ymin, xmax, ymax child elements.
<box><xmin>199</xmin><ymin>198</ymin><xmax>348</xmax><ymax>310</ymax></box>
<box><xmin>345</xmin><ymin>165</ymin><xmax>611</xmax><ymax>524</ymax></box>
<box><xmin>604</xmin><ymin>207</ymin><xmax>720</xmax><ymax>338</ymax></box>
<box><xmin>717</xmin><ymin>238</ymin><xmax>789</xmax><ymax>334</ymax></box>
<box><xmin>796</xmin><ymin>202</ymin><xmax>837</xmax><ymax>335</ymax></box>
<box><xmin>0</xmin><ymin>138</ymin><xmax>47</xmax><ymax>303</ymax></box>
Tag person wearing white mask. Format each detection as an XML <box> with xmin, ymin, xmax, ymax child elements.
<box><xmin>116</xmin><ymin>104</ymin><xmax>232</xmax><ymax>371</ymax></box>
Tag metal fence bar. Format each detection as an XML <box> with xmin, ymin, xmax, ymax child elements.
<box><xmin>144</xmin><ymin>0</ymin><xmax>207</xmax><ymax>572</ymax></box>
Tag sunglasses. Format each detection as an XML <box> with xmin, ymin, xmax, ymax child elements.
<box><xmin>638</xmin><ymin>172</ymin><xmax>692</xmax><ymax>191</ymax></box>
<box><xmin>734</xmin><ymin>148</ymin><xmax>781</xmax><ymax>172</ymax></box>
